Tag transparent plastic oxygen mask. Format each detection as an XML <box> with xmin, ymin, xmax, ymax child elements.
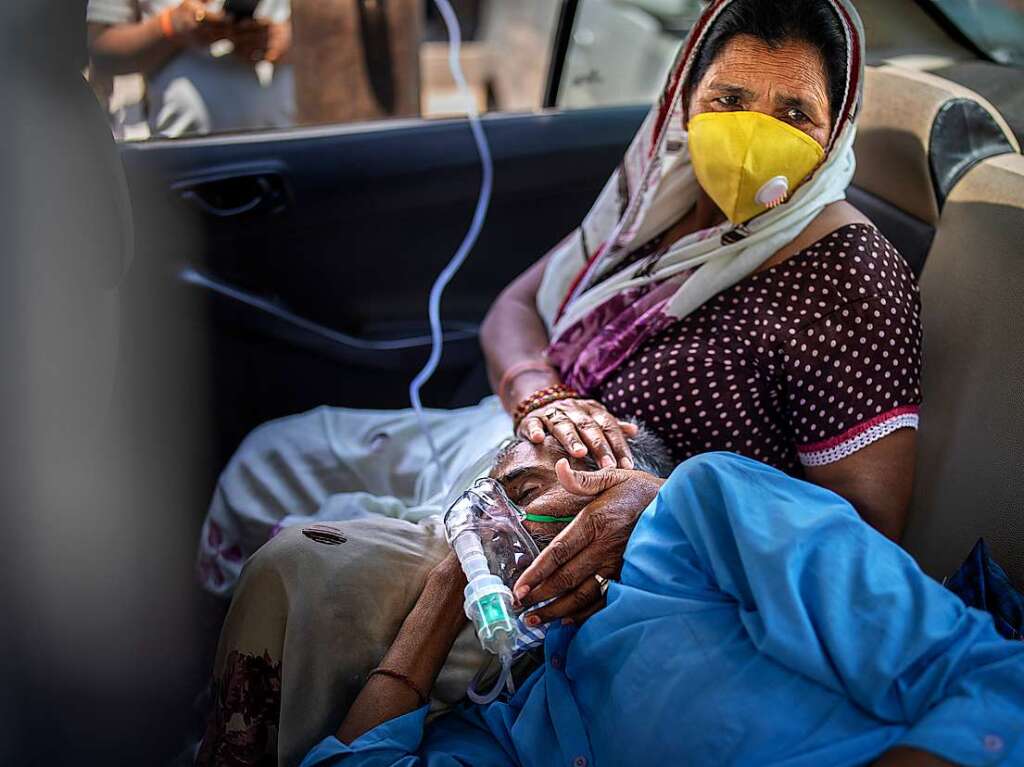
<box><xmin>444</xmin><ymin>477</ymin><xmax>540</xmax><ymax>703</ymax></box>
<box><xmin>445</xmin><ymin>477</ymin><xmax>539</xmax><ymax>590</ymax></box>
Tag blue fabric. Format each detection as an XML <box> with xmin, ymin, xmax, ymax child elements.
<box><xmin>302</xmin><ymin>453</ymin><xmax>1024</xmax><ymax>767</ymax></box>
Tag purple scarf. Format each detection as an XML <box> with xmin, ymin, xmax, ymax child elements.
<box><xmin>546</xmin><ymin>277</ymin><xmax>687</xmax><ymax>394</ymax></box>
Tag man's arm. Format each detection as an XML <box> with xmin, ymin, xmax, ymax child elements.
<box><xmin>335</xmin><ymin>554</ymin><xmax>466</xmax><ymax>744</ymax></box>
<box><xmin>88</xmin><ymin>1</ymin><xmax>228</xmax><ymax>77</ymax></box>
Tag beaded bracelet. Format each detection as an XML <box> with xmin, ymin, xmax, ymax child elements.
<box><xmin>367</xmin><ymin>667</ymin><xmax>429</xmax><ymax>706</ymax></box>
<box><xmin>498</xmin><ymin>358</ymin><xmax>555</xmax><ymax>411</ymax></box>
<box><xmin>512</xmin><ymin>383</ymin><xmax>580</xmax><ymax>431</ymax></box>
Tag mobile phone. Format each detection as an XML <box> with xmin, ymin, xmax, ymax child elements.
<box><xmin>223</xmin><ymin>0</ymin><xmax>260</xmax><ymax>20</ymax></box>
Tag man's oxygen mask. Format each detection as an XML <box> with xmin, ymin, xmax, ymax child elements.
<box><xmin>444</xmin><ymin>476</ymin><xmax>540</xmax><ymax>703</ymax></box>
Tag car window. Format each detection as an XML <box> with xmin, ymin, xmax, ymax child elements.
<box><xmin>84</xmin><ymin>0</ymin><xmax>561</xmax><ymax>142</ymax></box>
<box><xmin>555</xmin><ymin>0</ymin><xmax>703</xmax><ymax>109</ymax></box>
<box><xmin>927</xmin><ymin>0</ymin><xmax>1024</xmax><ymax>66</ymax></box>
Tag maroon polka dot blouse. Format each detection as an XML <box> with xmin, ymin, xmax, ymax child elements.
<box><xmin>597</xmin><ymin>224</ymin><xmax>922</xmax><ymax>474</ymax></box>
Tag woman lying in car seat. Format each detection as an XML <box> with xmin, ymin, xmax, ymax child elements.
<box><xmin>313</xmin><ymin>453</ymin><xmax>1022</xmax><ymax>767</ymax></box>
<box><xmin>199</xmin><ymin>0</ymin><xmax>922</xmax><ymax>615</ymax></box>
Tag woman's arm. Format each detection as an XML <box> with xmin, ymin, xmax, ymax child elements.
<box><xmin>804</xmin><ymin>429</ymin><xmax>916</xmax><ymax>541</ymax></box>
<box><xmin>480</xmin><ymin>255</ymin><xmax>560</xmax><ymax>407</ymax></box>
<box><xmin>481</xmin><ymin>256</ymin><xmax>638</xmax><ymax>467</ymax></box>
<box><xmin>336</xmin><ymin>554</ymin><xmax>466</xmax><ymax>744</ymax></box>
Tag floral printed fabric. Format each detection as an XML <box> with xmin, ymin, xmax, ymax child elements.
<box><xmin>546</xmin><ymin>280</ymin><xmax>681</xmax><ymax>394</ymax></box>
<box><xmin>196</xmin><ymin>650</ymin><xmax>283</xmax><ymax>767</ymax></box>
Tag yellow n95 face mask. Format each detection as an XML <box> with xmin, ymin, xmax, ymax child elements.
<box><xmin>687</xmin><ymin>111</ymin><xmax>826</xmax><ymax>225</ymax></box>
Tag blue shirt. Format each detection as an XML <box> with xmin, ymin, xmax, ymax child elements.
<box><xmin>302</xmin><ymin>453</ymin><xmax>1024</xmax><ymax>767</ymax></box>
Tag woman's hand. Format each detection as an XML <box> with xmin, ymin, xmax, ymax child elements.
<box><xmin>513</xmin><ymin>460</ymin><xmax>664</xmax><ymax>626</ymax></box>
<box><xmin>517</xmin><ymin>398</ymin><xmax>640</xmax><ymax>470</ymax></box>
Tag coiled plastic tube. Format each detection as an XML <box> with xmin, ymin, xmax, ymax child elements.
<box><xmin>467</xmin><ymin>651</ymin><xmax>515</xmax><ymax>705</ymax></box>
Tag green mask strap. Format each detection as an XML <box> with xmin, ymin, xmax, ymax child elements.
<box><xmin>523</xmin><ymin>512</ymin><xmax>578</xmax><ymax>524</ymax></box>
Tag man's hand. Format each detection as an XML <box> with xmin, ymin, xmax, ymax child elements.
<box><xmin>518</xmin><ymin>398</ymin><xmax>639</xmax><ymax>470</ymax></box>
<box><xmin>513</xmin><ymin>460</ymin><xmax>664</xmax><ymax>626</ymax></box>
<box><xmin>229</xmin><ymin>18</ymin><xmax>292</xmax><ymax>63</ymax></box>
<box><xmin>168</xmin><ymin>1</ymin><xmax>229</xmax><ymax>47</ymax></box>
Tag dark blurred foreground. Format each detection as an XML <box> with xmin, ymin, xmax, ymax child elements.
<box><xmin>1</xmin><ymin>2</ymin><xmax>208</xmax><ymax>764</ymax></box>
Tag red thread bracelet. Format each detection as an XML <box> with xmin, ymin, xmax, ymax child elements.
<box><xmin>367</xmin><ymin>667</ymin><xmax>429</xmax><ymax>706</ymax></box>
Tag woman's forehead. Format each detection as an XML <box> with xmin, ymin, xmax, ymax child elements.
<box><xmin>698</xmin><ymin>34</ymin><xmax>830</xmax><ymax>106</ymax></box>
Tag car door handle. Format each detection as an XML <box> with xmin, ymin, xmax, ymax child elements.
<box><xmin>181</xmin><ymin>178</ymin><xmax>269</xmax><ymax>217</ymax></box>
<box><xmin>173</xmin><ymin>167</ymin><xmax>289</xmax><ymax>218</ymax></box>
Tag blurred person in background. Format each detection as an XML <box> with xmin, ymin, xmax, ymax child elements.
<box><xmin>87</xmin><ymin>0</ymin><xmax>294</xmax><ymax>137</ymax></box>
<box><xmin>290</xmin><ymin>0</ymin><xmax>422</xmax><ymax>126</ymax></box>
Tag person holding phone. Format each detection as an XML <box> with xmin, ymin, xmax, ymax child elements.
<box><xmin>87</xmin><ymin>0</ymin><xmax>294</xmax><ymax>138</ymax></box>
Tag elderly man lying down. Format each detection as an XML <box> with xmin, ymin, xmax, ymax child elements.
<box><xmin>198</xmin><ymin>428</ymin><xmax>674</xmax><ymax>766</ymax></box>
<box><xmin>201</xmin><ymin>441</ymin><xmax>1024</xmax><ymax>767</ymax></box>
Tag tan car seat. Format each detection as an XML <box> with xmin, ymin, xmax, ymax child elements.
<box><xmin>848</xmin><ymin>65</ymin><xmax>1022</xmax><ymax>587</ymax></box>
<box><xmin>850</xmin><ymin>65</ymin><xmax>1018</xmax><ymax>276</ymax></box>
<box><xmin>902</xmin><ymin>153</ymin><xmax>1024</xmax><ymax>590</ymax></box>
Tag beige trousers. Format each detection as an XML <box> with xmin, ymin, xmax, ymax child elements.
<box><xmin>197</xmin><ymin>516</ymin><xmax>488</xmax><ymax>767</ymax></box>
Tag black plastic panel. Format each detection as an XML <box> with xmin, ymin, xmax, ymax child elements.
<box><xmin>929</xmin><ymin>98</ymin><xmax>1015</xmax><ymax>209</ymax></box>
<box><xmin>120</xmin><ymin>107</ymin><xmax>647</xmax><ymax>333</ymax></box>
<box><xmin>933</xmin><ymin>62</ymin><xmax>1024</xmax><ymax>148</ymax></box>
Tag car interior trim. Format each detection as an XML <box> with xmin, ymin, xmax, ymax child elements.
<box><xmin>930</xmin><ymin>97</ymin><xmax>1017</xmax><ymax>209</ymax></box>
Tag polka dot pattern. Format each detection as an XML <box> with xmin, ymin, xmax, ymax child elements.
<box><xmin>596</xmin><ymin>224</ymin><xmax>923</xmax><ymax>474</ymax></box>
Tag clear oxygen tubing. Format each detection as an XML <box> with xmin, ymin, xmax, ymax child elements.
<box><xmin>467</xmin><ymin>652</ymin><xmax>515</xmax><ymax>705</ymax></box>
<box><xmin>408</xmin><ymin>0</ymin><xmax>495</xmax><ymax>497</ymax></box>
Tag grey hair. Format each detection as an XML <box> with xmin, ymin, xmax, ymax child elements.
<box><xmin>622</xmin><ymin>419</ymin><xmax>675</xmax><ymax>478</ymax></box>
<box><xmin>496</xmin><ymin>421</ymin><xmax>674</xmax><ymax>479</ymax></box>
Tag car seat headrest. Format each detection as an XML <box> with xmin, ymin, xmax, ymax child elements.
<box><xmin>854</xmin><ymin>65</ymin><xmax>1018</xmax><ymax>225</ymax></box>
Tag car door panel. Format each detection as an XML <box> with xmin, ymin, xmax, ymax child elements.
<box><xmin>119</xmin><ymin>106</ymin><xmax>646</xmax><ymax>459</ymax></box>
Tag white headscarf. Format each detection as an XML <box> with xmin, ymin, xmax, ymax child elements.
<box><xmin>536</xmin><ymin>0</ymin><xmax>866</xmax><ymax>344</ymax></box>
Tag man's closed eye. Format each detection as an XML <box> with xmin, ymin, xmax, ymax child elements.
<box><xmin>514</xmin><ymin>483</ymin><xmax>542</xmax><ymax>506</ymax></box>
